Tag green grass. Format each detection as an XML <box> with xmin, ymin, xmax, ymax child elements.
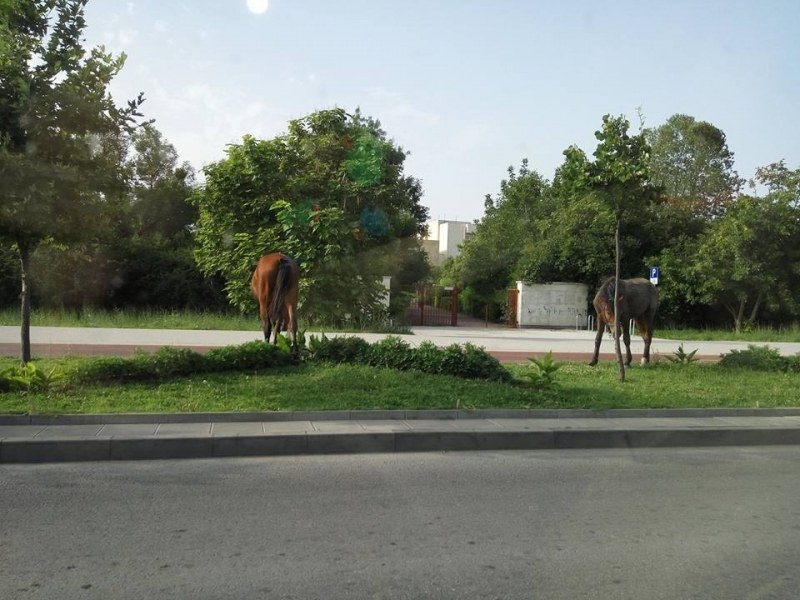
<box><xmin>0</xmin><ymin>308</ymin><xmax>411</xmax><ymax>334</ymax></box>
<box><xmin>1</xmin><ymin>357</ymin><xmax>797</xmax><ymax>415</ymax></box>
<box><xmin>0</xmin><ymin>307</ymin><xmax>256</xmax><ymax>331</ymax></box>
<box><xmin>659</xmin><ymin>324</ymin><xmax>800</xmax><ymax>343</ymax></box>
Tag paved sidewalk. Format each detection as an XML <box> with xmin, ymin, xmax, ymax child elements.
<box><xmin>4</xmin><ymin>325</ymin><xmax>800</xmax><ymax>362</ymax></box>
<box><xmin>3</xmin><ymin>409</ymin><xmax>800</xmax><ymax>464</ymax></box>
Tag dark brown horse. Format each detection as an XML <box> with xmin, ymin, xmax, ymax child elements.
<box><xmin>589</xmin><ymin>277</ymin><xmax>658</xmax><ymax>366</ymax></box>
<box><xmin>251</xmin><ymin>253</ymin><xmax>300</xmax><ymax>352</ymax></box>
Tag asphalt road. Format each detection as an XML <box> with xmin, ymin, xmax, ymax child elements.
<box><xmin>3</xmin><ymin>447</ymin><xmax>800</xmax><ymax>599</ymax></box>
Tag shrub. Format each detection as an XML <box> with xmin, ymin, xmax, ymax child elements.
<box><xmin>71</xmin><ymin>356</ymin><xmax>156</xmax><ymax>384</ymax></box>
<box><xmin>718</xmin><ymin>345</ymin><xmax>788</xmax><ymax>372</ymax></box>
<box><xmin>523</xmin><ymin>351</ymin><xmax>561</xmax><ymax>388</ymax></box>
<box><xmin>64</xmin><ymin>336</ymin><xmax>513</xmax><ymax>386</ymax></box>
<box><xmin>366</xmin><ymin>338</ymin><xmax>510</xmax><ymax>382</ymax></box>
<box><xmin>366</xmin><ymin>336</ymin><xmax>417</xmax><ymax>371</ymax></box>
<box><xmin>205</xmin><ymin>341</ymin><xmax>295</xmax><ymax>371</ymax></box>
<box><xmin>143</xmin><ymin>347</ymin><xmax>208</xmax><ymax>378</ymax></box>
<box><xmin>0</xmin><ymin>362</ymin><xmax>60</xmax><ymax>393</ymax></box>
<box><xmin>306</xmin><ymin>334</ymin><xmax>370</xmax><ymax>364</ymax></box>
<box><xmin>71</xmin><ymin>341</ymin><xmax>295</xmax><ymax>384</ymax></box>
<box><xmin>438</xmin><ymin>343</ymin><xmax>510</xmax><ymax>382</ymax></box>
<box><xmin>413</xmin><ymin>341</ymin><xmax>446</xmax><ymax>375</ymax></box>
<box><xmin>666</xmin><ymin>344</ymin><xmax>699</xmax><ymax>364</ymax></box>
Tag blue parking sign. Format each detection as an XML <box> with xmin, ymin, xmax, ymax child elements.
<box><xmin>650</xmin><ymin>266</ymin><xmax>660</xmax><ymax>285</ymax></box>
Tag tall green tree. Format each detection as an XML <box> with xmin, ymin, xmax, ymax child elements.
<box><xmin>446</xmin><ymin>160</ymin><xmax>551</xmax><ymax>319</ymax></box>
<box><xmin>690</xmin><ymin>193</ymin><xmax>800</xmax><ymax>332</ymax></box>
<box><xmin>563</xmin><ymin>114</ymin><xmax>654</xmax><ymax>381</ymax></box>
<box><xmin>127</xmin><ymin>123</ymin><xmax>197</xmax><ymax>240</ymax></box>
<box><xmin>646</xmin><ymin>114</ymin><xmax>742</xmax><ymax>219</ymax></box>
<box><xmin>755</xmin><ymin>160</ymin><xmax>800</xmax><ymax>207</ymax></box>
<box><xmin>0</xmin><ymin>0</ymin><xmax>144</xmax><ymax>363</ymax></box>
<box><xmin>192</xmin><ymin>108</ymin><xmax>429</xmax><ymax>325</ymax></box>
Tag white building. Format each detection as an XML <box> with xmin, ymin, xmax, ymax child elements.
<box><xmin>422</xmin><ymin>219</ymin><xmax>476</xmax><ymax>266</ymax></box>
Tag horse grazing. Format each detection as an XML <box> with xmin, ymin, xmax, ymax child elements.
<box><xmin>589</xmin><ymin>277</ymin><xmax>658</xmax><ymax>367</ymax></box>
<box><xmin>250</xmin><ymin>253</ymin><xmax>300</xmax><ymax>352</ymax></box>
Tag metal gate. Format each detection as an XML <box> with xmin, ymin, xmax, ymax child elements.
<box><xmin>401</xmin><ymin>284</ymin><xmax>459</xmax><ymax>326</ymax></box>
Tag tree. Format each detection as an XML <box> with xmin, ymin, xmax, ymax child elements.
<box><xmin>755</xmin><ymin>160</ymin><xmax>800</xmax><ymax>207</ymax></box>
<box><xmin>447</xmin><ymin>160</ymin><xmax>551</xmax><ymax>320</ymax></box>
<box><xmin>192</xmin><ymin>108</ymin><xmax>430</xmax><ymax>325</ymax></box>
<box><xmin>690</xmin><ymin>193</ymin><xmax>800</xmax><ymax>332</ymax></box>
<box><xmin>126</xmin><ymin>123</ymin><xmax>197</xmax><ymax>240</ymax></box>
<box><xmin>647</xmin><ymin>114</ymin><xmax>743</xmax><ymax>219</ymax></box>
<box><xmin>0</xmin><ymin>0</ymin><xmax>145</xmax><ymax>363</ymax></box>
<box><xmin>563</xmin><ymin>114</ymin><xmax>654</xmax><ymax>381</ymax></box>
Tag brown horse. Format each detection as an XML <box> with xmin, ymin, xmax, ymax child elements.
<box><xmin>589</xmin><ymin>277</ymin><xmax>658</xmax><ymax>366</ymax></box>
<box><xmin>250</xmin><ymin>253</ymin><xmax>300</xmax><ymax>352</ymax></box>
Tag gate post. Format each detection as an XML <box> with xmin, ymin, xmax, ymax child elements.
<box><xmin>418</xmin><ymin>286</ymin><xmax>425</xmax><ymax>326</ymax></box>
<box><xmin>450</xmin><ymin>284</ymin><xmax>458</xmax><ymax>326</ymax></box>
<box><xmin>507</xmin><ymin>288</ymin><xmax>519</xmax><ymax>328</ymax></box>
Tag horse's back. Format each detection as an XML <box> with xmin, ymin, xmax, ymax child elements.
<box><xmin>593</xmin><ymin>277</ymin><xmax>658</xmax><ymax>316</ymax></box>
<box><xmin>624</xmin><ymin>278</ymin><xmax>658</xmax><ymax>317</ymax></box>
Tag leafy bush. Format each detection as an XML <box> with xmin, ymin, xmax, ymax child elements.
<box><xmin>61</xmin><ymin>336</ymin><xmax>511</xmax><ymax>387</ymax></box>
<box><xmin>0</xmin><ymin>362</ymin><xmax>60</xmax><ymax>393</ymax></box>
<box><xmin>413</xmin><ymin>341</ymin><xmax>447</xmax><ymax>374</ymax></box>
<box><xmin>366</xmin><ymin>336</ymin><xmax>417</xmax><ymax>371</ymax></box>
<box><xmin>143</xmin><ymin>347</ymin><xmax>208</xmax><ymax>378</ymax></box>
<box><xmin>718</xmin><ymin>345</ymin><xmax>789</xmax><ymax>372</ymax></box>
<box><xmin>363</xmin><ymin>337</ymin><xmax>509</xmax><ymax>381</ymax></box>
<box><xmin>71</xmin><ymin>356</ymin><xmax>153</xmax><ymax>384</ymax></box>
<box><xmin>71</xmin><ymin>342</ymin><xmax>295</xmax><ymax>384</ymax></box>
<box><xmin>523</xmin><ymin>351</ymin><xmax>561</xmax><ymax>388</ymax></box>
<box><xmin>306</xmin><ymin>335</ymin><xmax>509</xmax><ymax>381</ymax></box>
<box><xmin>306</xmin><ymin>334</ymin><xmax>370</xmax><ymax>364</ymax></box>
<box><xmin>205</xmin><ymin>341</ymin><xmax>295</xmax><ymax>371</ymax></box>
<box><xmin>666</xmin><ymin>344</ymin><xmax>699</xmax><ymax>364</ymax></box>
<box><xmin>435</xmin><ymin>343</ymin><xmax>510</xmax><ymax>382</ymax></box>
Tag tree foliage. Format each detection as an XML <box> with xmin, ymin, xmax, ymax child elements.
<box><xmin>690</xmin><ymin>194</ymin><xmax>800</xmax><ymax>331</ymax></box>
<box><xmin>444</xmin><ymin>160</ymin><xmax>550</xmax><ymax>318</ymax></box>
<box><xmin>0</xmin><ymin>0</ymin><xmax>145</xmax><ymax>362</ymax></box>
<box><xmin>646</xmin><ymin>114</ymin><xmax>743</xmax><ymax>219</ymax></box>
<box><xmin>192</xmin><ymin>108</ymin><xmax>430</xmax><ymax>324</ymax></box>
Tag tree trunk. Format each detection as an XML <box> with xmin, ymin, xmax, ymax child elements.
<box><xmin>614</xmin><ymin>213</ymin><xmax>625</xmax><ymax>383</ymax></box>
<box><xmin>734</xmin><ymin>298</ymin><xmax>746</xmax><ymax>334</ymax></box>
<box><xmin>19</xmin><ymin>241</ymin><xmax>32</xmax><ymax>365</ymax></box>
<box><xmin>747</xmin><ymin>290</ymin><xmax>764</xmax><ymax>328</ymax></box>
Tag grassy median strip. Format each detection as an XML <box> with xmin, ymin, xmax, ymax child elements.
<box><xmin>1</xmin><ymin>357</ymin><xmax>798</xmax><ymax>415</ymax></box>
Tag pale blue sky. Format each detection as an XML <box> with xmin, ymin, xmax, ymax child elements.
<box><xmin>84</xmin><ymin>0</ymin><xmax>799</xmax><ymax>221</ymax></box>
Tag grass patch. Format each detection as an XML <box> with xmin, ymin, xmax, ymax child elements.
<box><xmin>0</xmin><ymin>307</ymin><xmax>255</xmax><ymax>331</ymax></box>
<box><xmin>659</xmin><ymin>324</ymin><xmax>800</xmax><ymax>343</ymax></box>
<box><xmin>0</xmin><ymin>308</ymin><xmax>411</xmax><ymax>334</ymax></box>
<box><xmin>1</xmin><ymin>355</ymin><xmax>798</xmax><ymax>415</ymax></box>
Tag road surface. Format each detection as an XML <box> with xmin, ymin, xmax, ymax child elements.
<box><xmin>2</xmin><ymin>447</ymin><xmax>800</xmax><ymax>599</ymax></box>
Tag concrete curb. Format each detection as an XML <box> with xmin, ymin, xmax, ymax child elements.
<box><xmin>4</xmin><ymin>407</ymin><xmax>800</xmax><ymax>425</ymax></box>
<box><xmin>3</xmin><ymin>411</ymin><xmax>800</xmax><ymax>464</ymax></box>
<box><xmin>4</xmin><ymin>428</ymin><xmax>800</xmax><ymax>464</ymax></box>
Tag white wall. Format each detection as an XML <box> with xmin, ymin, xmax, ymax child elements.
<box><xmin>516</xmin><ymin>282</ymin><xmax>589</xmax><ymax>328</ymax></box>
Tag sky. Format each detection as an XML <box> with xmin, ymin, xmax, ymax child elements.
<box><xmin>83</xmin><ymin>0</ymin><xmax>800</xmax><ymax>222</ymax></box>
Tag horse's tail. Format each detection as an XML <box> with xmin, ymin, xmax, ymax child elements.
<box><xmin>268</xmin><ymin>256</ymin><xmax>292</xmax><ymax>325</ymax></box>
